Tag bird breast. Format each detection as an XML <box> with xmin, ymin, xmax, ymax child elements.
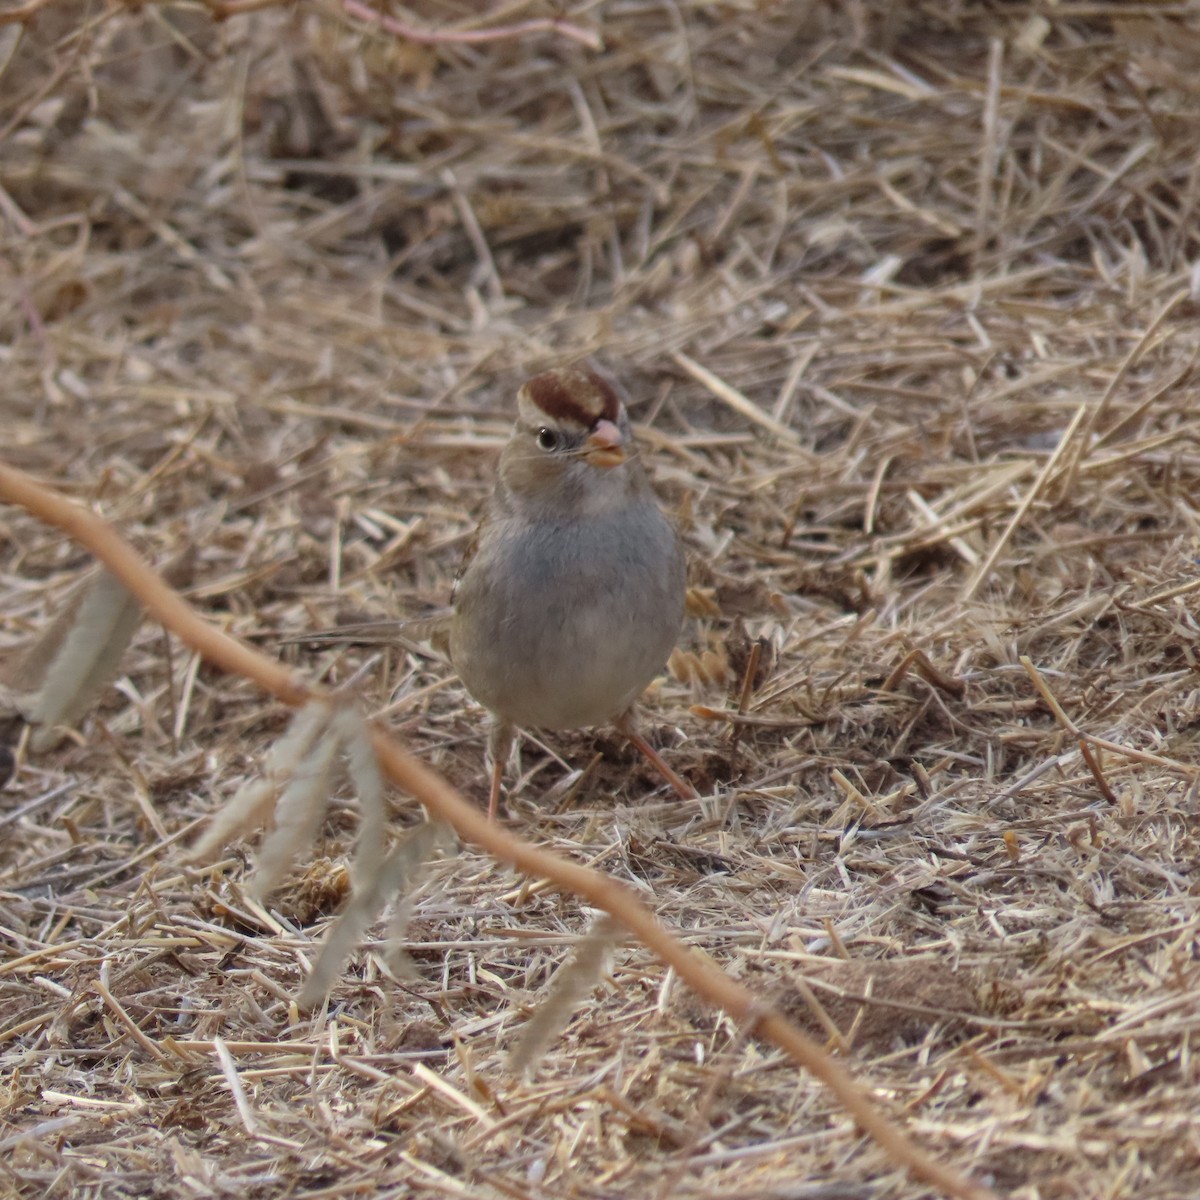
<box><xmin>450</xmin><ymin>505</ymin><xmax>685</xmax><ymax>731</ymax></box>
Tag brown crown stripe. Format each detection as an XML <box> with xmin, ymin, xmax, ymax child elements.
<box><xmin>523</xmin><ymin>368</ymin><xmax>620</xmax><ymax>427</ymax></box>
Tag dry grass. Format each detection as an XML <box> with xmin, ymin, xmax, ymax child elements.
<box><xmin>6</xmin><ymin>1</ymin><xmax>1200</xmax><ymax>1196</ymax></box>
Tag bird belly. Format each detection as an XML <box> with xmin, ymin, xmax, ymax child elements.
<box><xmin>451</xmin><ymin>515</ymin><xmax>684</xmax><ymax>731</ymax></box>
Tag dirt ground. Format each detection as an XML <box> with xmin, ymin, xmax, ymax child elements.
<box><xmin>6</xmin><ymin>2</ymin><xmax>1200</xmax><ymax>1197</ymax></box>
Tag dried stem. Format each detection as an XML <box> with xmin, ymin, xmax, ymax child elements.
<box><xmin>1019</xmin><ymin>655</ymin><xmax>1188</xmax><ymax>799</ymax></box>
<box><xmin>0</xmin><ymin>460</ymin><xmax>994</xmax><ymax>1200</ymax></box>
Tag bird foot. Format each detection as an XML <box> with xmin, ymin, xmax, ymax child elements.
<box><xmin>614</xmin><ymin>713</ymin><xmax>698</xmax><ymax>801</ymax></box>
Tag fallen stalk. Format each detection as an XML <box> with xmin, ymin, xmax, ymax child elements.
<box><xmin>0</xmin><ymin>460</ymin><xmax>994</xmax><ymax>1200</ymax></box>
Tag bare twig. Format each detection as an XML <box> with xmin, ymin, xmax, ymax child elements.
<box><xmin>0</xmin><ymin>460</ymin><xmax>993</xmax><ymax>1200</ymax></box>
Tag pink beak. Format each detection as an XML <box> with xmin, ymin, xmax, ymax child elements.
<box><xmin>584</xmin><ymin>419</ymin><xmax>626</xmax><ymax>468</ymax></box>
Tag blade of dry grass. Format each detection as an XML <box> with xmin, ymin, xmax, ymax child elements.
<box><xmin>509</xmin><ymin>912</ymin><xmax>622</xmax><ymax>1077</ymax></box>
<box><xmin>1</xmin><ymin>568</ymin><xmax>144</xmax><ymax>750</ymax></box>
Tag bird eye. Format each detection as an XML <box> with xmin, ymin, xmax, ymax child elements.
<box><xmin>536</xmin><ymin>427</ymin><xmax>560</xmax><ymax>452</ymax></box>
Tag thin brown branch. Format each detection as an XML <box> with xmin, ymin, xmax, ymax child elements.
<box><xmin>0</xmin><ymin>460</ymin><xmax>994</xmax><ymax>1200</ymax></box>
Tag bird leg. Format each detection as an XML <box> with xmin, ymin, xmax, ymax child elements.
<box><xmin>613</xmin><ymin>711</ymin><xmax>698</xmax><ymax>801</ymax></box>
<box><xmin>485</xmin><ymin>718</ymin><xmax>515</xmax><ymax>820</ymax></box>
